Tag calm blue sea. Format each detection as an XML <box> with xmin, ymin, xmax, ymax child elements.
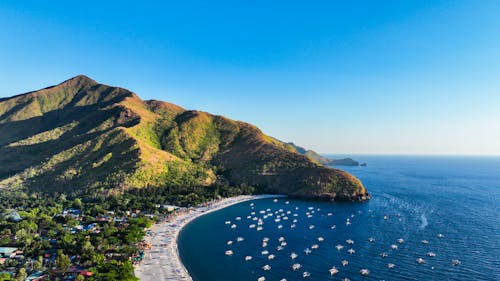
<box><xmin>178</xmin><ymin>156</ymin><xmax>500</xmax><ymax>281</ymax></box>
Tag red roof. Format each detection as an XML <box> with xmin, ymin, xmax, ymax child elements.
<box><xmin>81</xmin><ymin>270</ymin><xmax>93</xmax><ymax>277</ymax></box>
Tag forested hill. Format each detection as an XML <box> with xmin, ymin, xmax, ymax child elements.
<box><xmin>0</xmin><ymin>75</ymin><xmax>369</xmax><ymax>202</ymax></box>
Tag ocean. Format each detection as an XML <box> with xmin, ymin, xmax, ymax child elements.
<box><xmin>178</xmin><ymin>156</ymin><xmax>500</xmax><ymax>281</ymax></box>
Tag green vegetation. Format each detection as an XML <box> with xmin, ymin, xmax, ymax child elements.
<box><xmin>0</xmin><ymin>75</ymin><xmax>367</xmax><ymax>201</ymax></box>
<box><xmin>0</xmin><ymin>75</ymin><xmax>369</xmax><ymax>279</ymax></box>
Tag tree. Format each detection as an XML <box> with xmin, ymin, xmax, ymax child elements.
<box><xmin>56</xmin><ymin>250</ymin><xmax>71</xmax><ymax>272</ymax></box>
<box><xmin>73</xmin><ymin>198</ymin><xmax>83</xmax><ymax>209</ymax></box>
<box><xmin>0</xmin><ymin>272</ymin><xmax>11</xmax><ymax>281</ymax></box>
<box><xmin>94</xmin><ymin>261</ymin><xmax>138</xmax><ymax>281</ymax></box>
<box><xmin>15</xmin><ymin>268</ymin><xmax>27</xmax><ymax>281</ymax></box>
<box><xmin>33</xmin><ymin>259</ymin><xmax>42</xmax><ymax>270</ymax></box>
<box><xmin>76</xmin><ymin>275</ymin><xmax>85</xmax><ymax>281</ymax></box>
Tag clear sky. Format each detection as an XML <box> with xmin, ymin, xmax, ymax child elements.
<box><xmin>1</xmin><ymin>1</ymin><xmax>499</xmax><ymax>155</ymax></box>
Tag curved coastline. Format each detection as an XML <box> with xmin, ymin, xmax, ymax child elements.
<box><xmin>134</xmin><ymin>194</ymin><xmax>286</xmax><ymax>281</ymax></box>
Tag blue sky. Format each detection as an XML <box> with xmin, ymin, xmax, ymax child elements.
<box><xmin>1</xmin><ymin>1</ymin><xmax>499</xmax><ymax>155</ymax></box>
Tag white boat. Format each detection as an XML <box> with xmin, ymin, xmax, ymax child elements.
<box><xmin>302</xmin><ymin>271</ymin><xmax>310</xmax><ymax>278</ymax></box>
<box><xmin>280</xmin><ymin>241</ymin><xmax>287</xmax><ymax>246</ymax></box>
<box><xmin>225</xmin><ymin>221</ymin><xmax>231</xmax><ymax>225</ymax></box>
<box><xmin>235</xmin><ymin>217</ymin><xmax>241</xmax><ymax>221</ymax></box>
<box><xmin>421</xmin><ymin>240</ymin><xmax>429</xmax><ymax>244</ymax></box>
<box><xmin>262</xmin><ymin>242</ymin><xmax>268</xmax><ymax>247</ymax></box>
<box><xmin>290</xmin><ymin>252</ymin><xmax>298</xmax><ymax>259</ymax></box>
<box><xmin>249</xmin><ymin>224</ymin><xmax>256</xmax><ymax>228</ymax></box>
<box><xmin>327</xmin><ymin>212</ymin><xmax>333</xmax><ymax>216</ymax></box>
<box><xmin>346</xmin><ymin>239</ymin><xmax>354</xmax><ymax>244</ymax></box>
<box><xmin>390</xmin><ymin>244</ymin><xmax>398</xmax><ymax>250</ymax></box>
<box><xmin>278</xmin><ymin>237</ymin><xmax>285</xmax><ymax>242</ymax></box>
<box><xmin>308</xmin><ymin>225</ymin><xmax>315</xmax><ymax>230</ymax></box>
<box><xmin>451</xmin><ymin>259</ymin><xmax>461</xmax><ymax>266</ymax></box>
<box><xmin>360</xmin><ymin>269</ymin><xmax>370</xmax><ymax>275</ymax></box>
<box><xmin>231</xmin><ymin>224</ymin><xmax>237</xmax><ymax>229</ymax></box>
<box><xmin>347</xmin><ymin>248</ymin><xmax>355</xmax><ymax>254</ymax></box>
<box><xmin>268</xmin><ymin>254</ymin><xmax>275</xmax><ymax>260</ymax></box>
<box><xmin>263</xmin><ymin>237</ymin><xmax>269</xmax><ymax>242</ymax></box>
<box><xmin>311</xmin><ymin>244</ymin><xmax>319</xmax><ymax>249</ymax></box>
<box><xmin>273</xmin><ymin>199</ymin><xmax>278</xmax><ymax>202</ymax></box>
<box><xmin>437</xmin><ymin>233</ymin><xmax>444</xmax><ymax>238</ymax></box>
<box><xmin>261</xmin><ymin>249</ymin><xmax>269</xmax><ymax>255</ymax></box>
<box><xmin>329</xmin><ymin>266</ymin><xmax>339</xmax><ymax>275</ymax></box>
<box><xmin>341</xmin><ymin>260</ymin><xmax>348</xmax><ymax>266</ymax></box>
<box><xmin>335</xmin><ymin>244</ymin><xmax>344</xmax><ymax>251</ymax></box>
<box><xmin>427</xmin><ymin>252</ymin><xmax>436</xmax><ymax>257</ymax></box>
<box><xmin>227</xmin><ymin>240</ymin><xmax>233</xmax><ymax>245</ymax></box>
<box><xmin>368</xmin><ymin>237</ymin><xmax>375</xmax><ymax>242</ymax></box>
<box><xmin>277</xmin><ymin>225</ymin><xmax>283</xmax><ymax>229</ymax></box>
<box><xmin>331</xmin><ymin>225</ymin><xmax>336</xmax><ymax>229</ymax></box>
<box><xmin>292</xmin><ymin>263</ymin><xmax>302</xmax><ymax>270</ymax></box>
<box><xmin>245</xmin><ymin>256</ymin><xmax>252</xmax><ymax>261</ymax></box>
<box><xmin>380</xmin><ymin>252</ymin><xmax>388</xmax><ymax>258</ymax></box>
<box><xmin>387</xmin><ymin>263</ymin><xmax>395</xmax><ymax>269</ymax></box>
<box><xmin>257</xmin><ymin>226</ymin><xmax>263</xmax><ymax>231</ymax></box>
<box><xmin>345</xmin><ymin>221</ymin><xmax>351</xmax><ymax>226</ymax></box>
<box><xmin>383</xmin><ymin>215</ymin><xmax>389</xmax><ymax>220</ymax></box>
<box><xmin>276</xmin><ymin>246</ymin><xmax>284</xmax><ymax>251</ymax></box>
<box><xmin>416</xmin><ymin>257</ymin><xmax>425</xmax><ymax>264</ymax></box>
<box><xmin>263</xmin><ymin>264</ymin><xmax>271</xmax><ymax>271</ymax></box>
<box><xmin>225</xmin><ymin>250</ymin><xmax>233</xmax><ymax>256</ymax></box>
<box><xmin>237</xmin><ymin>237</ymin><xmax>244</xmax><ymax>242</ymax></box>
<box><xmin>304</xmin><ymin>248</ymin><xmax>312</xmax><ymax>255</ymax></box>
<box><xmin>257</xmin><ymin>277</ymin><xmax>265</xmax><ymax>281</ymax></box>
<box><xmin>317</xmin><ymin>237</ymin><xmax>324</xmax><ymax>242</ymax></box>
<box><xmin>397</xmin><ymin>238</ymin><xmax>404</xmax><ymax>244</ymax></box>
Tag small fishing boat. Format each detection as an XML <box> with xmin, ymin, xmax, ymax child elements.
<box><xmin>329</xmin><ymin>266</ymin><xmax>339</xmax><ymax>275</ymax></box>
<box><xmin>292</xmin><ymin>263</ymin><xmax>302</xmax><ymax>271</ymax></box>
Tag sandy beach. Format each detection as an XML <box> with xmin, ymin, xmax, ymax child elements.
<box><xmin>134</xmin><ymin>194</ymin><xmax>286</xmax><ymax>281</ymax></box>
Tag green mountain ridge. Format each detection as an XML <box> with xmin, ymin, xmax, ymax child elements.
<box><xmin>0</xmin><ymin>75</ymin><xmax>369</xmax><ymax>201</ymax></box>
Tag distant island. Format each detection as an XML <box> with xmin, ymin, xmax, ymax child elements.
<box><xmin>287</xmin><ymin>143</ymin><xmax>365</xmax><ymax>167</ymax></box>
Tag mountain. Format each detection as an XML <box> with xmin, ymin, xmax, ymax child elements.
<box><xmin>286</xmin><ymin>143</ymin><xmax>362</xmax><ymax>167</ymax></box>
<box><xmin>286</xmin><ymin>143</ymin><xmax>331</xmax><ymax>165</ymax></box>
<box><xmin>0</xmin><ymin>75</ymin><xmax>369</xmax><ymax>201</ymax></box>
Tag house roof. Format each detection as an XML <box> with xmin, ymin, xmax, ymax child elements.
<box><xmin>0</xmin><ymin>247</ymin><xmax>17</xmax><ymax>256</ymax></box>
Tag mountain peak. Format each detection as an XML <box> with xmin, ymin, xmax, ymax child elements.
<box><xmin>59</xmin><ymin>74</ymin><xmax>98</xmax><ymax>87</ymax></box>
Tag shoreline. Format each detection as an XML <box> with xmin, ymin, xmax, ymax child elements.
<box><xmin>134</xmin><ymin>194</ymin><xmax>286</xmax><ymax>281</ymax></box>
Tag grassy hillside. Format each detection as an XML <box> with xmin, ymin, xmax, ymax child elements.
<box><xmin>0</xmin><ymin>75</ymin><xmax>369</xmax><ymax>201</ymax></box>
